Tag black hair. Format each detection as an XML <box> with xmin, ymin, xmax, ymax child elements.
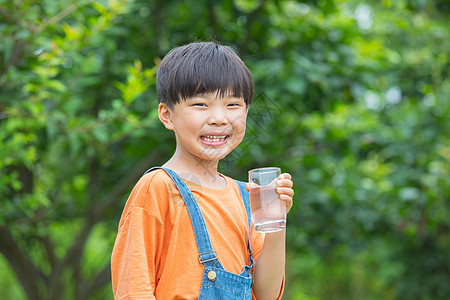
<box><xmin>156</xmin><ymin>42</ymin><xmax>253</xmax><ymax>108</ymax></box>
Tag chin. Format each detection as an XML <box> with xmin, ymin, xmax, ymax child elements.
<box><xmin>203</xmin><ymin>154</ymin><xmax>228</xmax><ymax>161</ymax></box>
<box><xmin>198</xmin><ymin>151</ymin><xmax>231</xmax><ymax>162</ymax></box>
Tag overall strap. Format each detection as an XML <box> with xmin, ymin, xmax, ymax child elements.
<box><xmin>144</xmin><ymin>167</ymin><xmax>219</xmax><ymax>268</ymax></box>
<box><xmin>234</xmin><ymin>180</ymin><xmax>255</xmax><ymax>268</ymax></box>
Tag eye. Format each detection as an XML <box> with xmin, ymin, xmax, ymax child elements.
<box><xmin>192</xmin><ymin>103</ymin><xmax>207</xmax><ymax>107</ymax></box>
<box><xmin>228</xmin><ymin>103</ymin><xmax>243</xmax><ymax>107</ymax></box>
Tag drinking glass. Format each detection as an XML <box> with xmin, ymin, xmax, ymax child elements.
<box><xmin>248</xmin><ymin>167</ymin><xmax>286</xmax><ymax>233</ymax></box>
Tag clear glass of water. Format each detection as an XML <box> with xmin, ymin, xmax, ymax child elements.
<box><xmin>248</xmin><ymin>167</ymin><xmax>286</xmax><ymax>233</ymax></box>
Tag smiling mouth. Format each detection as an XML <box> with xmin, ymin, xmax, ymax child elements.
<box><xmin>200</xmin><ymin>135</ymin><xmax>229</xmax><ymax>143</ymax></box>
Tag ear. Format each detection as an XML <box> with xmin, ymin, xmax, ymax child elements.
<box><xmin>158</xmin><ymin>103</ymin><xmax>174</xmax><ymax>130</ymax></box>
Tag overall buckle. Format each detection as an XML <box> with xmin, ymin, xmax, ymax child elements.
<box><xmin>199</xmin><ymin>251</ymin><xmax>218</xmax><ymax>264</ymax></box>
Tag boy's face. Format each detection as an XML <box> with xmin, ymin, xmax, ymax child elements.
<box><xmin>158</xmin><ymin>92</ymin><xmax>248</xmax><ymax>163</ymax></box>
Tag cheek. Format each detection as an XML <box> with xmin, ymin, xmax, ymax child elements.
<box><xmin>178</xmin><ymin>114</ymin><xmax>201</xmax><ymax>131</ymax></box>
<box><xmin>232</xmin><ymin>115</ymin><xmax>247</xmax><ymax>137</ymax></box>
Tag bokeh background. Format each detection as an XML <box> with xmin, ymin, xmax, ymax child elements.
<box><xmin>1</xmin><ymin>0</ymin><xmax>449</xmax><ymax>299</ymax></box>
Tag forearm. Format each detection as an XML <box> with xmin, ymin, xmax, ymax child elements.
<box><xmin>253</xmin><ymin>230</ymin><xmax>285</xmax><ymax>300</ymax></box>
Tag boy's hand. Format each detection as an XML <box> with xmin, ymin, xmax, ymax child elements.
<box><xmin>245</xmin><ymin>173</ymin><xmax>294</xmax><ymax>213</ymax></box>
<box><xmin>276</xmin><ymin>173</ymin><xmax>294</xmax><ymax>213</ymax></box>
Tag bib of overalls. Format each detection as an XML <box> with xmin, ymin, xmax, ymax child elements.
<box><xmin>145</xmin><ymin>167</ymin><xmax>254</xmax><ymax>299</ymax></box>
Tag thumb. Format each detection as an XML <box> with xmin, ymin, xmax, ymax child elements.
<box><xmin>245</xmin><ymin>182</ymin><xmax>259</xmax><ymax>191</ymax></box>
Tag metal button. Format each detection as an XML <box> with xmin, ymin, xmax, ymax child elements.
<box><xmin>207</xmin><ymin>270</ymin><xmax>217</xmax><ymax>282</ymax></box>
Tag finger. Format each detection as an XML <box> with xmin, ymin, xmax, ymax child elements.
<box><xmin>276</xmin><ymin>187</ymin><xmax>294</xmax><ymax>197</ymax></box>
<box><xmin>276</xmin><ymin>179</ymin><xmax>293</xmax><ymax>188</ymax></box>
<box><xmin>245</xmin><ymin>182</ymin><xmax>259</xmax><ymax>191</ymax></box>
<box><xmin>279</xmin><ymin>194</ymin><xmax>293</xmax><ymax>212</ymax></box>
<box><xmin>278</xmin><ymin>173</ymin><xmax>292</xmax><ymax>180</ymax></box>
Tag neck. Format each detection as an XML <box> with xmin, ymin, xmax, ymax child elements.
<box><xmin>162</xmin><ymin>149</ymin><xmax>225</xmax><ymax>189</ymax></box>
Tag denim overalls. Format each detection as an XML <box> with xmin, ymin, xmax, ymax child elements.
<box><xmin>145</xmin><ymin>167</ymin><xmax>255</xmax><ymax>299</ymax></box>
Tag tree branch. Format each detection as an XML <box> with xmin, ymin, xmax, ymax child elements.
<box><xmin>206</xmin><ymin>1</ymin><xmax>221</xmax><ymax>42</ymax></box>
<box><xmin>80</xmin><ymin>262</ymin><xmax>111</xmax><ymax>300</ymax></box>
<box><xmin>33</xmin><ymin>0</ymin><xmax>95</xmax><ymax>35</ymax></box>
<box><xmin>238</xmin><ymin>0</ymin><xmax>266</xmax><ymax>56</ymax></box>
<box><xmin>61</xmin><ymin>150</ymin><xmax>163</xmax><ymax>298</ymax></box>
<box><xmin>49</xmin><ymin>217</ymin><xmax>94</xmax><ymax>300</ymax></box>
<box><xmin>0</xmin><ymin>227</ymin><xmax>43</xmax><ymax>300</ymax></box>
<box><xmin>0</xmin><ymin>39</ymin><xmax>25</xmax><ymax>78</ymax></box>
<box><xmin>153</xmin><ymin>0</ymin><xmax>163</xmax><ymax>56</ymax></box>
<box><xmin>92</xmin><ymin>149</ymin><xmax>164</xmax><ymax>217</ymax></box>
<box><xmin>38</xmin><ymin>233</ymin><xmax>57</xmax><ymax>271</ymax></box>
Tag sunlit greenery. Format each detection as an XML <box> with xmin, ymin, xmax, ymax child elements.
<box><xmin>1</xmin><ymin>0</ymin><xmax>449</xmax><ymax>299</ymax></box>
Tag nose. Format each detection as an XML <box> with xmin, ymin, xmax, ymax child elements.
<box><xmin>207</xmin><ymin>107</ymin><xmax>229</xmax><ymax>126</ymax></box>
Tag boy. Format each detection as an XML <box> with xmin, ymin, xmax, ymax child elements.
<box><xmin>111</xmin><ymin>42</ymin><xmax>294</xmax><ymax>299</ymax></box>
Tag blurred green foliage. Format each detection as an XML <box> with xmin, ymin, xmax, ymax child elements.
<box><xmin>0</xmin><ymin>0</ymin><xmax>449</xmax><ymax>299</ymax></box>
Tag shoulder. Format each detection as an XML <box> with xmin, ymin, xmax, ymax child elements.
<box><xmin>221</xmin><ymin>175</ymin><xmax>248</xmax><ymax>198</ymax></box>
<box><xmin>136</xmin><ymin>168</ymin><xmax>175</xmax><ymax>191</ymax></box>
<box><xmin>127</xmin><ymin>168</ymin><xmax>174</xmax><ymax>209</ymax></box>
<box><xmin>118</xmin><ymin>168</ymin><xmax>177</xmax><ymax>228</ymax></box>
<box><xmin>140</xmin><ymin>168</ymin><xmax>173</xmax><ymax>184</ymax></box>
<box><xmin>219</xmin><ymin>173</ymin><xmax>245</xmax><ymax>189</ymax></box>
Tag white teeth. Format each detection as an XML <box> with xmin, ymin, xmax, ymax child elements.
<box><xmin>202</xmin><ymin>135</ymin><xmax>227</xmax><ymax>142</ymax></box>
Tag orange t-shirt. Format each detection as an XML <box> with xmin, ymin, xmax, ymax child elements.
<box><xmin>111</xmin><ymin>169</ymin><xmax>283</xmax><ymax>299</ymax></box>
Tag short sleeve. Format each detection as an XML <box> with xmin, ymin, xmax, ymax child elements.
<box><xmin>112</xmin><ymin>207</ymin><xmax>164</xmax><ymax>299</ymax></box>
<box><xmin>111</xmin><ymin>172</ymin><xmax>169</xmax><ymax>300</ymax></box>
